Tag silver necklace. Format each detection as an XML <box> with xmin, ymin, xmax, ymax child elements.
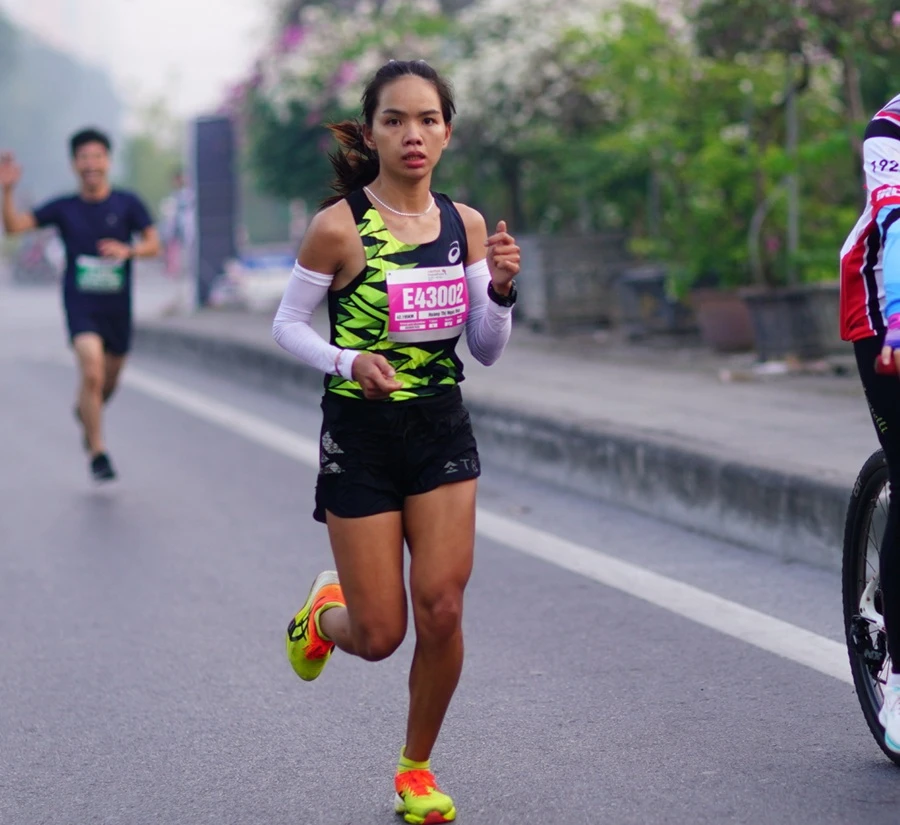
<box><xmin>364</xmin><ymin>186</ymin><xmax>435</xmax><ymax>218</ymax></box>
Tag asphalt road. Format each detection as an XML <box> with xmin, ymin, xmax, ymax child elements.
<box><xmin>2</xmin><ymin>278</ymin><xmax>899</xmax><ymax>825</ymax></box>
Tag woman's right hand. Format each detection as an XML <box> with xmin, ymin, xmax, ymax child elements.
<box><xmin>352</xmin><ymin>352</ymin><xmax>404</xmax><ymax>400</ymax></box>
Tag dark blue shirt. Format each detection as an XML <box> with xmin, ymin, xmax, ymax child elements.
<box><xmin>33</xmin><ymin>190</ymin><xmax>153</xmax><ymax>313</ymax></box>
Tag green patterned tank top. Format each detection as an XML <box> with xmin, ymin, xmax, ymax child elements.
<box><xmin>325</xmin><ymin>189</ymin><xmax>470</xmax><ymax>402</ymax></box>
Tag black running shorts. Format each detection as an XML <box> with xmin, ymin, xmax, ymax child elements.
<box><xmin>66</xmin><ymin>308</ymin><xmax>132</xmax><ymax>355</ymax></box>
<box><xmin>313</xmin><ymin>387</ymin><xmax>480</xmax><ymax>523</ymax></box>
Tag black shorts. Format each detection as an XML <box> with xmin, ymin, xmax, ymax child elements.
<box><xmin>313</xmin><ymin>387</ymin><xmax>480</xmax><ymax>523</ymax></box>
<box><xmin>66</xmin><ymin>309</ymin><xmax>132</xmax><ymax>356</ymax></box>
<box><xmin>855</xmin><ymin>335</ymin><xmax>900</xmax><ymax>466</ymax></box>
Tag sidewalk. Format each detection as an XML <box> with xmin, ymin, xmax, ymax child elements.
<box><xmin>134</xmin><ymin>302</ymin><xmax>881</xmax><ymax>572</ymax></box>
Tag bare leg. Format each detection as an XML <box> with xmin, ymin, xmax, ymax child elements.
<box><xmin>401</xmin><ymin>479</ymin><xmax>476</xmax><ymax>762</ymax></box>
<box><xmin>102</xmin><ymin>353</ymin><xmax>126</xmax><ymax>403</ymax></box>
<box><xmin>318</xmin><ymin>510</ymin><xmax>408</xmax><ymax>661</ymax></box>
<box><xmin>73</xmin><ymin>333</ymin><xmax>107</xmax><ymax>456</ymax></box>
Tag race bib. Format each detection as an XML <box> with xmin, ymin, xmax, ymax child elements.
<box><xmin>75</xmin><ymin>255</ymin><xmax>125</xmax><ymax>293</ymax></box>
<box><xmin>386</xmin><ymin>265</ymin><xmax>468</xmax><ymax>343</ymax></box>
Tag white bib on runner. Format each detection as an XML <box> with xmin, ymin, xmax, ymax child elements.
<box><xmin>75</xmin><ymin>255</ymin><xmax>125</xmax><ymax>293</ymax></box>
<box><xmin>386</xmin><ymin>264</ymin><xmax>468</xmax><ymax>343</ymax></box>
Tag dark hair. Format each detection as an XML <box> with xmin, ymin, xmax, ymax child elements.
<box><xmin>322</xmin><ymin>60</ymin><xmax>456</xmax><ymax>207</ymax></box>
<box><xmin>70</xmin><ymin>128</ymin><xmax>112</xmax><ymax>158</ymax></box>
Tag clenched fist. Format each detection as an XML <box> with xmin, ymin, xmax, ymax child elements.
<box><xmin>351</xmin><ymin>352</ymin><xmax>404</xmax><ymax>400</ymax></box>
<box><xmin>485</xmin><ymin>220</ymin><xmax>520</xmax><ymax>293</ymax></box>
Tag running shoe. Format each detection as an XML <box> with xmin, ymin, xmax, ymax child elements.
<box><xmin>90</xmin><ymin>452</ymin><xmax>116</xmax><ymax>482</ymax></box>
<box><xmin>394</xmin><ymin>768</ymin><xmax>456</xmax><ymax>824</ymax></box>
<box><xmin>285</xmin><ymin>570</ymin><xmax>344</xmax><ymax>682</ymax></box>
<box><xmin>880</xmin><ymin>685</ymin><xmax>900</xmax><ymax>753</ymax></box>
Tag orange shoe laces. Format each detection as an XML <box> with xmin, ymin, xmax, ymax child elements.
<box><xmin>304</xmin><ymin>588</ymin><xmax>344</xmax><ymax>660</ymax></box>
<box><xmin>304</xmin><ymin>631</ymin><xmax>333</xmax><ymax>660</ymax></box>
<box><xmin>395</xmin><ymin>769</ymin><xmax>440</xmax><ymax>797</ymax></box>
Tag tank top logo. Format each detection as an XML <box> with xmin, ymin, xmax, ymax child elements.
<box><xmin>448</xmin><ymin>240</ymin><xmax>461</xmax><ymax>264</ymax></box>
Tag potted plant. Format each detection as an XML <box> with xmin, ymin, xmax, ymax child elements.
<box><xmin>738</xmin><ymin>179</ymin><xmax>851</xmax><ymax>362</ymax></box>
<box><xmin>689</xmin><ymin>276</ymin><xmax>757</xmax><ymax>353</ymax></box>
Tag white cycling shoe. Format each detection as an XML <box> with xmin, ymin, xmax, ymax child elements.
<box><xmin>879</xmin><ymin>684</ymin><xmax>900</xmax><ymax>753</ymax></box>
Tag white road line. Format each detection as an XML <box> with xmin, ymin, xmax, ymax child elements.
<box><xmin>124</xmin><ymin>365</ymin><xmax>852</xmax><ymax>686</ymax></box>
<box><xmin>125</xmin><ymin>367</ymin><xmax>319</xmax><ymax>466</ymax></box>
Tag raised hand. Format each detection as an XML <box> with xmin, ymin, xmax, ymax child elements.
<box><xmin>485</xmin><ymin>220</ymin><xmax>520</xmax><ymax>291</ymax></box>
<box><xmin>0</xmin><ymin>152</ymin><xmax>22</xmax><ymax>190</ymax></box>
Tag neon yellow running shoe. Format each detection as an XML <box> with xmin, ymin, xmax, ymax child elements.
<box><xmin>285</xmin><ymin>570</ymin><xmax>344</xmax><ymax>682</ymax></box>
<box><xmin>394</xmin><ymin>768</ymin><xmax>456</xmax><ymax>824</ymax></box>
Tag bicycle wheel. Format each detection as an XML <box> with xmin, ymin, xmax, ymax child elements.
<box><xmin>842</xmin><ymin>448</ymin><xmax>900</xmax><ymax>764</ymax></box>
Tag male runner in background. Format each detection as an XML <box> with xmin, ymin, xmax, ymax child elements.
<box><xmin>1</xmin><ymin>128</ymin><xmax>160</xmax><ymax>481</ymax></box>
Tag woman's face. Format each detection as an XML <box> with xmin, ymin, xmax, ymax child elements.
<box><xmin>365</xmin><ymin>75</ymin><xmax>451</xmax><ymax>181</ymax></box>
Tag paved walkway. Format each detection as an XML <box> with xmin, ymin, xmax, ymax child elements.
<box><xmin>137</xmin><ymin>298</ymin><xmax>879</xmax><ymax>488</ymax></box>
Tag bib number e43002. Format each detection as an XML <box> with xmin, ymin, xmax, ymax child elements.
<box><xmin>400</xmin><ymin>283</ymin><xmax>466</xmax><ymax>312</ymax></box>
<box><xmin>386</xmin><ymin>264</ymin><xmax>469</xmax><ymax>343</ymax></box>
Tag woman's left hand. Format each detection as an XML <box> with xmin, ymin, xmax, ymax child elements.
<box><xmin>485</xmin><ymin>220</ymin><xmax>520</xmax><ymax>292</ymax></box>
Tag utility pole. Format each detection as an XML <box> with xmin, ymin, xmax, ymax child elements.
<box><xmin>785</xmin><ymin>56</ymin><xmax>800</xmax><ymax>286</ymax></box>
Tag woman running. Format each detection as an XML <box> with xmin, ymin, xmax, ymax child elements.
<box><xmin>272</xmin><ymin>59</ymin><xmax>520</xmax><ymax>824</ymax></box>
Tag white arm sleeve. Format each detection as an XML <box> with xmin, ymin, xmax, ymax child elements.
<box><xmin>464</xmin><ymin>258</ymin><xmax>512</xmax><ymax>366</ymax></box>
<box><xmin>271</xmin><ymin>262</ymin><xmax>360</xmax><ymax>379</ymax></box>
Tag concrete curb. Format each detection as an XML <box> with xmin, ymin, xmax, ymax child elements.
<box><xmin>134</xmin><ymin>322</ymin><xmax>851</xmax><ymax>572</ymax></box>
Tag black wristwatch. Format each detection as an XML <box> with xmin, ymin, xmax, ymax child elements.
<box><xmin>488</xmin><ymin>279</ymin><xmax>517</xmax><ymax>307</ymax></box>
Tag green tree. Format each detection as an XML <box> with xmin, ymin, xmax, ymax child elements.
<box><xmin>684</xmin><ymin>0</ymin><xmax>898</xmax><ymax>284</ymax></box>
<box><xmin>240</xmin><ymin>0</ymin><xmax>876</xmax><ymax>290</ymax></box>
<box><xmin>243</xmin><ymin>94</ymin><xmax>333</xmax><ymax>206</ymax></box>
<box><xmin>693</xmin><ymin>0</ymin><xmax>900</xmax><ymax>132</ymax></box>
<box><xmin>546</xmin><ymin>3</ymin><xmax>854</xmax><ymax>288</ymax></box>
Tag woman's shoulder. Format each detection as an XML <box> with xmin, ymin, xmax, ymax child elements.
<box><xmin>306</xmin><ymin>198</ymin><xmax>358</xmax><ymax>242</ymax></box>
<box><xmin>433</xmin><ymin>192</ymin><xmax>484</xmax><ymax>228</ymax></box>
<box><xmin>445</xmin><ymin>198</ymin><xmax>486</xmax><ymax>239</ymax></box>
<box><xmin>296</xmin><ymin>198</ymin><xmax>361</xmax><ymax>272</ymax></box>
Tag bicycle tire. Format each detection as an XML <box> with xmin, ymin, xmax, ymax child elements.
<box><xmin>841</xmin><ymin>448</ymin><xmax>900</xmax><ymax>765</ymax></box>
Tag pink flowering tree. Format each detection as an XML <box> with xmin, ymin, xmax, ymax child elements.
<box><xmin>446</xmin><ymin>0</ymin><xmax>627</xmax><ymax>229</ymax></box>
<box><xmin>240</xmin><ymin>0</ymin><xmax>453</xmax><ymax>205</ymax></box>
<box><xmin>234</xmin><ymin>0</ymin><xmax>897</xmax><ymax>287</ymax></box>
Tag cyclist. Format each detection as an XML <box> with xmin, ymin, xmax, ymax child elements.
<box><xmin>842</xmin><ymin>93</ymin><xmax>900</xmax><ymax>750</ymax></box>
<box><xmin>1</xmin><ymin>128</ymin><xmax>160</xmax><ymax>481</ymax></box>
<box><xmin>272</xmin><ymin>60</ymin><xmax>520</xmax><ymax>824</ymax></box>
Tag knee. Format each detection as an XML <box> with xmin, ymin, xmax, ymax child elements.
<box><xmin>81</xmin><ymin>366</ymin><xmax>104</xmax><ymax>394</ymax></box>
<box><xmin>351</xmin><ymin>622</ymin><xmax>406</xmax><ymax>662</ymax></box>
<box><xmin>413</xmin><ymin>591</ymin><xmax>463</xmax><ymax>644</ymax></box>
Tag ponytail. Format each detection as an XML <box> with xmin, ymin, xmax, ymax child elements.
<box><xmin>321</xmin><ymin>119</ymin><xmax>379</xmax><ymax>208</ymax></box>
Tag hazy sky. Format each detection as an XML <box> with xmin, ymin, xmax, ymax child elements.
<box><xmin>1</xmin><ymin>0</ymin><xmax>270</xmax><ymax>120</ymax></box>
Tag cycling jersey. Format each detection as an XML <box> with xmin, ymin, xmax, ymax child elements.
<box><xmin>841</xmin><ymin>94</ymin><xmax>900</xmax><ymax>341</ymax></box>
